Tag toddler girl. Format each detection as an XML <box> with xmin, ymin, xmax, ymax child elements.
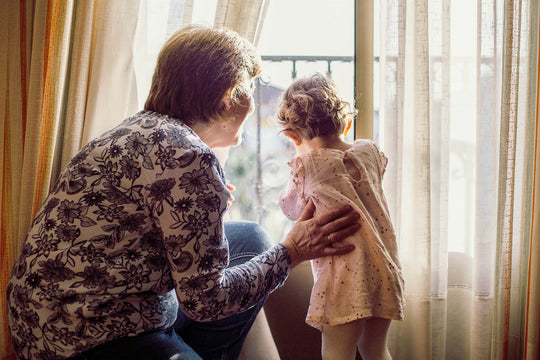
<box><xmin>277</xmin><ymin>73</ymin><xmax>404</xmax><ymax>360</ymax></box>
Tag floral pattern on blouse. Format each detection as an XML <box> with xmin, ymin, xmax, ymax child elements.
<box><xmin>7</xmin><ymin>111</ymin><xmax>291</xmax><ymax>360</ymax></box>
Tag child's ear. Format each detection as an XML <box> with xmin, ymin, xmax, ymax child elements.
<box><xmin>343</xmin><ymin>119</ymin><xmax>352</xmax><ymax>137</ymax></box>
<box><xmin>283</xmin><ymin>130</ymin><xmax>302</xmax><ymax>146</ymax></box>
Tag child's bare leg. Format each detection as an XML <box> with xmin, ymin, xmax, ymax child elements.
<box><xmin>321</xmin><ymin>319</ymin><xmax>364</xmax><ymax>360</ymax></box>
<box><xmin>357</xmin><ymin>317</ymin><xmax>392</xmax><ymax>360</ymax></box>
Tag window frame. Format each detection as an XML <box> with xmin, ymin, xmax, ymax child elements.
<box><xmin>354</xmin><ymin>0</ymin><xmax>374</xmax><ymax>140</ymax></box>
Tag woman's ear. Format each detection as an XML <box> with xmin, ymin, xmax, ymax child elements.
<box><xmin>222</xmin><ymin>93</ymin><xmax>233</xmax><ymax>110</ymax></box>
<box><xmin>283</xmin><ymin>130</ymin><xmax>302</xmax><ymax>146</ymax></box>
<box><xmin>343</xmin><ymin>119</ymin><xmax>352</xmax><ymax>137</ymax></box>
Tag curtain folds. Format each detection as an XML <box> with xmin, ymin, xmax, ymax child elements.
<box><xmin>1</xmin><ymin>2</ymin><xmax>74</xmax><ymax>358</ymax></box>
<box><xmin>53</xmin><ymin>0</ymin><xmax>95</xmax><ymax>178</ymax></box>
<box><xmin>2</xmin><ymin>0</ymin><xmax>537</xmax><ymax>359</ymax></box>
<box><xmin>380</xmin><ymin>0</ymin><xmax>539</xmax><ymax>359</ymax></box>
<box><xmin>0</xmin><ymin>1</ymin><xmax>269</xmax><ymax>359</ymax></box>
<box><xmin>80</xmin><ymin>0</ymin><xmax>140</xmax><ymax>146</ymax></box>
<box><xmin>524</xmin><ymin>2</ymin><xmax>540</xmax><ymax>357</ymax></box>
<box><xmin>214</xmin><ymin>0</ymin><xmax>269</xmax><ymax>46</ymax></box>
<box><xmin>0</xmin><ymin>1</ymin><xmax>141</xmax><ymax>358</ymax></box>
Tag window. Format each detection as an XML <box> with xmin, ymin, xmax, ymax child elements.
<box><xmin>225</xmin><ymin>0</ymin><xmax>355</xmax><ymax>242</ymax></box>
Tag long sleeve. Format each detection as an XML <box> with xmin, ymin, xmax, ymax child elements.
<box><xmin>142</xmin><ymin>123</ymin><xmax>290</xmax><ymax>321</ymax></box>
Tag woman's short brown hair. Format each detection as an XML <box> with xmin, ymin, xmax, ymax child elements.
<box><xmin>277</xmin><ymin>73</ymin><xmax>356</xmax><ymax>139</ymax></box>
<box><xmin>144</xmin><ymin>25</ymin><xmax>261</xmax><ymax>125</ymax></box>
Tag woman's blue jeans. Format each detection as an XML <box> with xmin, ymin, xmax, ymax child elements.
<box><xmin>72</xmin><ymin>221</ymin><xmax>274</xmax><ymax>360</ymax></box>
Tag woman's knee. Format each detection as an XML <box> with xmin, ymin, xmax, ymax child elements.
<box><xmin>224</xmin><ymin>221</ymin><xmax>273</xmax><ymax>265</ymax></box>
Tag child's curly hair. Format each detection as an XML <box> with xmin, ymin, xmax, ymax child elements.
<box><xmin>277</xmin><ymin>73</ymin><xmax>356</xmax><ymax>139</ymax></box>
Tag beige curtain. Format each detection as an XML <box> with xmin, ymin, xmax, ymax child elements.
<box><xmin>521</xmin><ymin>2</ymin><xmax>540</xmax><ymax>356</ymax></box>
<box><xmin>526</xmin><ymin>95</ymin><xmax>540</xmax><ymax>358</ymax></box>
<box><xmin>79</xmin><ymin>1</ymin><xmax>140</xmax><ymax>147</ymax></box>
<box><xmin>0</xmin><ymin>1</ymin><xmax>141</xmax><ymax>359</ymax></box>
<box><xmin>1</xmin><ymin>2</ymin><xmax>76</xmax><ymax>357</ymax></box>
<box><xmin>214</xmin><ymin>0</ymin><xmax>269</xmax><ymax>46</ymax></box>
<box><xmin>379</xmin><ymin>0</ymin><xmax>539</xmax><ymax>358</ymax></box>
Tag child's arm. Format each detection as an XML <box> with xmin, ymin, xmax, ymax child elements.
<box><xmin>279</xmin><ymin>159</ymin><xmax>307</xmax><ymax>221</ymax></box>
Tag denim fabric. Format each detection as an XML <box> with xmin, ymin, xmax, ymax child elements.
<box><xmin>69</xmin><ymin>328</ymin><xmax>202</xmax><ymax>360</ymax></box>
<box><xmin>71</xmin><ymin>221</ymin><xmax>274</xmax><ymax>360</ymax></box>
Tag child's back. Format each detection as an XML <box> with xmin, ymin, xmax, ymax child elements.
<box><xmin>277</xmin><ymin>73</ymin><xmax>404</xmax><ymax>360</ymax></box>
<box><xmin>279</xmin><ymin>139</ymin><xmax>403</xmax><ymax>329</ymax></box>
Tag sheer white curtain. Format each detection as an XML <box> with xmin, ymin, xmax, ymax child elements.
<box><xmin>378</xmin><ymin>0</ymin><xmax>538</xmax><ymax>359</ymax></box>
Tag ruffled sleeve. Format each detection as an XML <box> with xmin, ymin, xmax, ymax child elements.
<box><xmin>363</xmin><ymin>139</ymin><xmax>388</xmax><ymax>178</ymax></box>
<box><xmin>377</xmin><ymin>145</ymin><xmax>388</xmax><ymax>178</ymax></box>
<box><xmin>279</xmin><ymin>157</ymin><xmax>307</xmax><ymax>221</ymax></box>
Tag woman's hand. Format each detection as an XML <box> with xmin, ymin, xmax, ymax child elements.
<box><xmin>226</xmin><ymin>184</ymin><xmax>235</xmax><ymax>207</ymax></box>
<box><xmin>281</xmin><ymin>200</ymin><xmax>360</xmax><ymax>268</ymax></box>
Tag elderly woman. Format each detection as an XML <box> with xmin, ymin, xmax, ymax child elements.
<box><xmin>6</xmin><ymin>25</ymin><xmax>359</xmax><ymax>360</ymax></box>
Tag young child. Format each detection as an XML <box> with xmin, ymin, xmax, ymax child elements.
<box><xmin>277</xmin><ymin>73</ymin><xmax>404</xmax><ymax>360</ymax></box>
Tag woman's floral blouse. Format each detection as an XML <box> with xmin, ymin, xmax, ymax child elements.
<box><xmin>7</xmin><ymin>111</ymin><xmax>291</xmax><ymax>360</ymax></box>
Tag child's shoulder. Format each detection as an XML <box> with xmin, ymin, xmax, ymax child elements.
<box><xmin>351</xmin><ymin>139</ymin><xmax>388</xmax><ymax>171</ymax></box>
<box><xmin>290</xmin><ymin>148</ymin><xmax>342</xmax><ymax>169</ymax></box>
<box><xmin>352</xmin><ymin>138</ymin><xmax>377</xmax><ymax>146</ymax></box>
<box><xmin>350</xmin><ymin>138</ymin><xmax>381</xmax><ymax>152</ymax></box>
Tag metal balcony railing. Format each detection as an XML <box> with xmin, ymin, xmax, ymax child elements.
<box><xmin>251</xmin><ymin>56</ymin><xmax>356</xmax><ymax>224</ymax></box>
<box><xmin>262</xmin><ymin>55</ymin><xmax>355</xmax><ymax>79</ymax></box>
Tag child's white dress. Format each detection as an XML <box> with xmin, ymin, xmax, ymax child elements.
<box><xmin>279</xmin><ymin>139</ymin><xmax>404</xmax><ymax>329</ymax></box>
